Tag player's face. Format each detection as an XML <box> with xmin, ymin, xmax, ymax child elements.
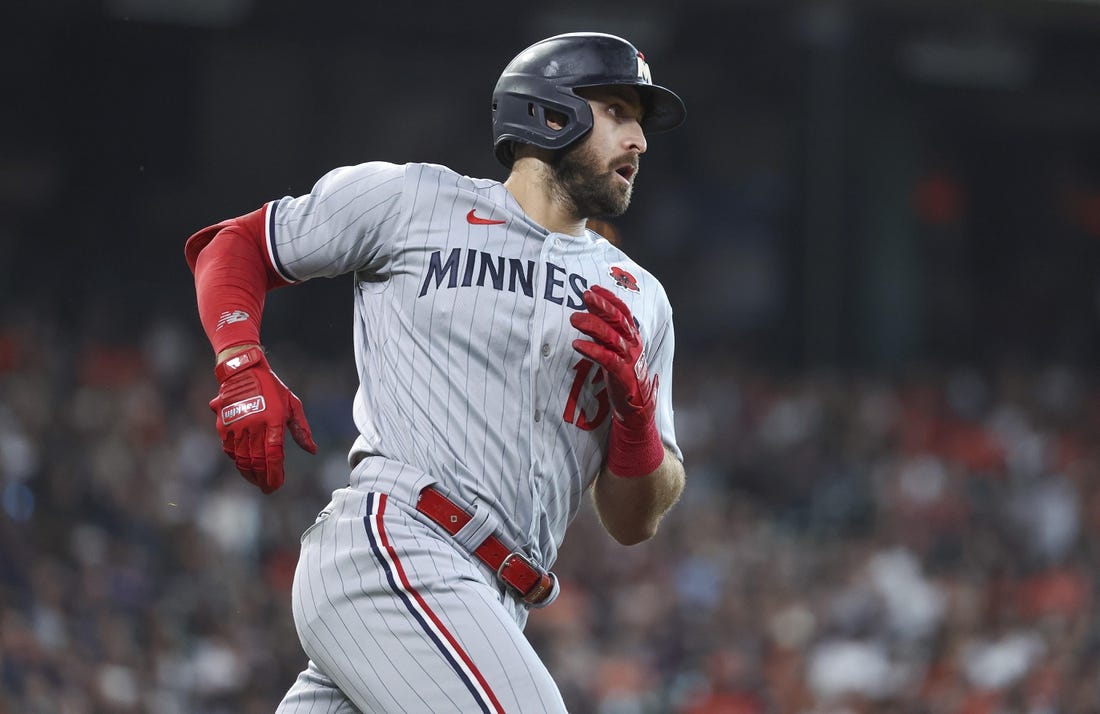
<box><xmin>550</xmin><ymin>87</ymin><xmax>647</xmax><ymax>219</ymax></box>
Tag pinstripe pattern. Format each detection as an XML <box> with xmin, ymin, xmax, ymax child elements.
<box><xmin>268</xmin><ymin>161</ymin><xmax>679</xmax><ymax>564</ymax></box>
<box><xmin>277</xmin><ymin>660</ymin><xmax>359</xmax><ymax>713</ymax></box>
<box><xmin>277</xmin><ymin>487</ymin><xmax>567</xmax><ymax>713</ymax></box>
<box><xmin>268</xmin><ymin>160</ymin><xmax>676</xmax><ymax>710</ymax></box>
<box><xmin>364</xmin><ymin>493</ymin><xmax>503</xmax><ymax>714</ymax></box>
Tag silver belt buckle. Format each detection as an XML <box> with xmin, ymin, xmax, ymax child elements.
<box><xmin>497</xmin><ymin>551</ymin><xmax>540</xmax><ymax>583</ymax></box>
<box><xmin>498</xmin><ymin>551</ymin><xmax>558</xmax><ymax>607</ymax></box>
<box><xmin>497</xmin><ymin>551</ymin><xmax>546</xmax><ymax>598</ymax></box>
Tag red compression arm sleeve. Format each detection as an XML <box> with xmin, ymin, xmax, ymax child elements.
<box><xmin>187</xmin><ymin>205</ymin><xmax>291</xmax><ymax>355</ymax></box>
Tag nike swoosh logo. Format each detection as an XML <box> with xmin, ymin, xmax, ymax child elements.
<box><xmin>467</xmin><ymin>209</ymin><xmax>506</xmax><ymax>225</ymax></box>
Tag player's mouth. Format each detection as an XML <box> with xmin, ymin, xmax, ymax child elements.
<box><xmin>613</xmin><ymin>163</ymin><xmax>637</xmax><ymax>185</ymax></box>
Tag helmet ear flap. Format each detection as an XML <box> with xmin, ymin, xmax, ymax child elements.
<box><xmin>495</xmin><ymin>101</ymin><xmax>565</xmax><ymax>166</ymax></box>
<box><xmin>500</xmin><ymin>103</ymin><xmax>574</xmax><ymax>165</ymax></box>
<box><xmin>492</xmin><ymin>89</ymin><xmax>593</xmax><ymax>168</ymax></box>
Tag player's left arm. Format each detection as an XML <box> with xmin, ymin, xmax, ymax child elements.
<box><xmin>570</xmin><ymin>284</ymin><xmax>685</xmax><ymax>545</ymax></box>
<box><xmin>592</xmin><ymin>447</ymin><xmax>685</xmax><ymax>546</ymax></box>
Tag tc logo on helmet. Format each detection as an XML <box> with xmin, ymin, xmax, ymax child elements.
<box><xmin>637</xmin><ymin>54</ymin><xmax>652</xmax><ymax>84</ymax></box>
<box><xmin>609</xmin><ymin>265</ymin><xmax>640</xmax><ymax>292</ymax></box>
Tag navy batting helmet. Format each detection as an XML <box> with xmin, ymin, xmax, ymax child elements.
<box><xmin>491</xmin><ymin>32</ymin><xmax>686</xmax><ymax>168</ymax></box>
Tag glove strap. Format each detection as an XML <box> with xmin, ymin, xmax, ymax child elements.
<box><xmin>214</xmin><ymin>346</ymin><xmax>266</xmax><ymax>382</ymax></box>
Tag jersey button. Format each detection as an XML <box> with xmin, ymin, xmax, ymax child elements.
<box><xmin>541</xmin><ymin>343</ymin><xmax>550</xmax><ymax>357</ymax></box>
<box><xmin>534</xmin><ymin>410</ymin><xmax>542</xmax><ymax>422</ymax></box>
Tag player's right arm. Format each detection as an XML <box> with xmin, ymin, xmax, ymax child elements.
<box><xmin>186</xmin><ymin>205</ymin><xmax>316</xmax><ymax>494</ymax></box>
<box><xmin>186</xmin><ymin>162</ymin><xmax>407</xmax><ymax>493</ymax></box>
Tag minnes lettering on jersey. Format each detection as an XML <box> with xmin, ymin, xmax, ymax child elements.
<box><xmin>418</xmin><ymin>248</ymin><xmax>590</xmax><ymax>309</ymax></box>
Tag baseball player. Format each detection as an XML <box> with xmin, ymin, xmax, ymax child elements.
<box><xmin>185</xmin><ymin>32</ymin><xmax>686</xmax><ymax>712</ymax></box>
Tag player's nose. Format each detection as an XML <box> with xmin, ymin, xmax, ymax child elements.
<box><xmin>624</xmin><ymin>122</ymin><xmax>647</xmax><ymax>155</ymax></box>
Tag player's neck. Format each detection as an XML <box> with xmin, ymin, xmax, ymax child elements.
<box><xmin>504</xmin><ymin>162</ymin><xmax>587</xmax><ymax>237</ymax></box>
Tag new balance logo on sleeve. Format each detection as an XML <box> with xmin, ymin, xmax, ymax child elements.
<box><xmin>216</xmin><ymin>310</ymin><xmax>251</xmax><ymax>330</ymax></box>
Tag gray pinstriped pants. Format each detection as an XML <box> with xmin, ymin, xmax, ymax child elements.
<box><xmin>275</xmin><ymin>487</ymin><xmax>568</xmax><ymax>713</ymax></box>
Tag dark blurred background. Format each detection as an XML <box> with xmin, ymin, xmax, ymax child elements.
<box><xmin>9</xmin><ymin>0</ymin><xmax>1100</xmax><ymax>370</ymax></box>
<box><xmin>4</xmin><ymin>1</ymin><xmax>1100</xmax><ymax>712</ymax></box>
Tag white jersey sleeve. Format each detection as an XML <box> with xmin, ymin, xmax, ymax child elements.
<box><xmin>265</xmin><ymin>161</ymin><xmax>406</xmax><ymax>282</ymax></box>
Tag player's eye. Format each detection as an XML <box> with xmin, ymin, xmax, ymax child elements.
<box><xmin>608</xmin><ymin>103</ymin><xmax>632</xmax><ymax>122</ymax></box>
<box><xmin>607</xmin><ymin>101</ymin><xmax>642</xmax><ymax>123</ymax></box>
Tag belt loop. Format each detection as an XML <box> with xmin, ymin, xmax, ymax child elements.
<box><xmin>452</xmin><ymin>503</ymin><xmax>499</xmax><ymax>553</ymax></box>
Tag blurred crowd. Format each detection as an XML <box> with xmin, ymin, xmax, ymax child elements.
<box><xmin>1</xmin><ymin>308</ymin><xmax>1098</xmax><ymax>713</ymax></box>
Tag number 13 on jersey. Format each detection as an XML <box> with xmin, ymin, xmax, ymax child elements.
<box><xmin>563</xmin><ymin>358</ymin><xmax>610</xmax><ymax>430</ymax></box>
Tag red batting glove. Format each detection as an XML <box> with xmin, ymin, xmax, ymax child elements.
<box><xmin>569</xmin><ymin>284</ymin><xmax>664</xmax><ymax>477</ymax></box>
<box><xmin>210</xmin><ymin>346</ymin><xmax>317</xmax><ymax>493</ymax></box>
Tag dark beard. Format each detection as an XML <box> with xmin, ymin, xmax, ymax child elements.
<box><xmin>550</xmin><ymin>140</ymin><xmax>635</xmax><ymax>219</ymax></box>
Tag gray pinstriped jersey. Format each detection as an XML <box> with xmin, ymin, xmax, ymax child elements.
<box><xmin>264</xmin><ymin>161</ymin><xmax>681</xmax><ymax>569</ymax></box>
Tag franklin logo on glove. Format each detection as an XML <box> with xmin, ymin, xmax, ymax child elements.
<box><xmin>207</xmin><ymin>346</ymin><xmax>317</xmax><ymax>493</ymax></box>
<box><xmin>221</xmin><ymin>396</ymin><xmax>266</xmax><ymax>424</ymax></box>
